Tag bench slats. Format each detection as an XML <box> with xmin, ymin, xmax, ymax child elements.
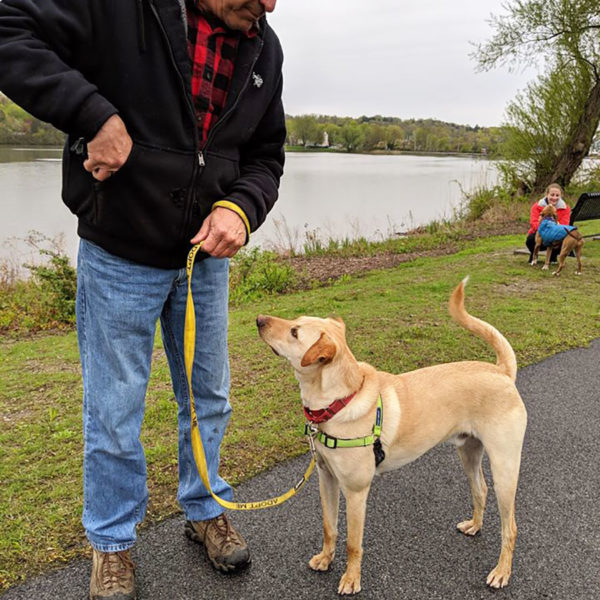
<box><xmin>570</xmin><ymin>192</ymin><xmax>600</xmax><ymax>237</ymax></box>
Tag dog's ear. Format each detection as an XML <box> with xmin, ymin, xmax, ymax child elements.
<box><xmin>301</xmin><ymin>332</ymin><xmax>337</xmax><ymax>367</ymax></box>
<box><xmin>329</xmin><ymin>315</ymin><xmax>346</xmax><ymax>333</ymax></box>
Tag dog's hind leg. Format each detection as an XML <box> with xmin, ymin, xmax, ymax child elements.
<box><xmin>553</xmin><ymin>243</ymin><xmax>570</xmax><ymax>276</ymax></box>
<box><xmin>575</xmin><ymin>243</ymin><xmax>583</xmax><ymax>275</ymax></box>
<box><xmin>456</xmin><ymin>436</ymin><xmax>488</xmax><ymax>536</ymax></box>
<box><xmin>484</xmin><ymin>437</ymin><xmax>524</xmax><ymax>589</ymax></box>
<box><xmin>309</xmin><ymin>465</ymin><xmax>340</xmax><ymax>572</ymax></box>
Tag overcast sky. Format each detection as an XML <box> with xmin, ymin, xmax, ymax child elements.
<box><xmin>267</xmin><ymin>0</ymin><xmax>538</xmax><ymax>127</ymax></box>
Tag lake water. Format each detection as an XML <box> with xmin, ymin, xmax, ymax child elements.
<box><xmin>0</xmin><ymin>147</ymin><xmax>497</xmax><ymax>268</ymax></box>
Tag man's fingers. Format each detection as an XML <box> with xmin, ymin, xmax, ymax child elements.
<box><xmin>190</xmin><ymin>219</ymin><xmax>211</xmax><ymax>245</ymax></box>
<box><xmin>212</xmin><ymin>238</ymin><xmax>241</xmax><ymax>258</ymax></box>
<box><xmin>88</xmin><ymin>166</ymin><xmax>115</xmax><ymax>181</ymax></box>
<box><xmin>83</xmin><ymin>151</ymin><xmax>130</xmax><ymax>175</ymax></box>
<box><xmin>190</xmin><ymin>207</ymin><xmax>246</xmax><ymax>257</ymax></box>
<box><xmin>82</xmin><ymin>158</ymin><xmax>96</xmax><ymax>173</ymax></box>
<box><xmin>198</xmin><ymin>231</ymin><xmax>242</xmax><ymax>257</ymax></box>
<box><xmin>200</xmin><ymin>232</ymin><xmax>228</xmax><ymax>256</ymax></box>
<box><xmin>84</xmin><ymin>114</ymin><xmax>133</xmax><ymax>177</ymax></box>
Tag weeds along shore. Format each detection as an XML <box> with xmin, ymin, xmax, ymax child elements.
<box><xmin>0</xmin><ymin>187</ymin><xmax>529</xmax><ymax>335</ymax></box>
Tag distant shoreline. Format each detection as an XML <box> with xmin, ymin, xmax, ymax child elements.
<box><xmin>285</xmin><ymin>146</ymin><xmax>491</xmax><ymax>159</ymax></box>
<box><xmin>0</xmin><ymin>143</ymin><xmax>492</xmax><ymax>160</ymax></box>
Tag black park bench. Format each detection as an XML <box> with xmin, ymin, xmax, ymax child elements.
<box><xmin>569</xmin><ymin>192</ymin><xmax>600</xmax><ymax>238</ymax></box>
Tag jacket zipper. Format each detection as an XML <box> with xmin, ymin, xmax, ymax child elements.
<box><xmin>148</xmin><ymin>2</ymin><xmax>265</xmax><ymax>235</ymax></box>
<box><xmin>71</xmin><ymin>137</ymin><xmax>86</xmax><ymax>156</ymax></box>
<box><xmin>192</xmin><ymin>36</ymin><xmax>265</xmax><ymax>224</ymax></box>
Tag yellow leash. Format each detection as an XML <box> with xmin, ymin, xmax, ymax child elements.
<box><xmin>184</xmin><ymin>244</ymin><xmax>316</xmax><ymax>510</ymax></box>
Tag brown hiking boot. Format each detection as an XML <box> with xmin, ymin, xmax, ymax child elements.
<box><xmin>89</xmin><ymin>548</ymin><xmax>136</xmax><ymax>599</ymax></box>
<box><xmin>185</xmin><ymin>514</ymin><xmax>251</xmax><ymax>573</ymax></box>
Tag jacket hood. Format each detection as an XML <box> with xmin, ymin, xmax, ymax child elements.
<box><xmin>538</xmin><ymin>197</ymin><xmax>567</xmax><ymax>210</ymax></box>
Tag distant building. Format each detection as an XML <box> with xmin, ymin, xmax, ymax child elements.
<box><xmin>306</xmin><ymin>131</ymin><xmax>330</xmax><ymax>149</ymax></box>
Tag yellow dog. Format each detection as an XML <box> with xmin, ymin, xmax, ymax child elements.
<box><xmin>257</xmin><ymin>279</ymin><xmax>526</xmax><ymax>595</ymax></box>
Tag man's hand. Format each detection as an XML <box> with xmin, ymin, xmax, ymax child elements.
<box><xmin>191</xmin><ymin>207</ymin><xmax>247</xmax><ymax>258</ymax></box>
<box><xmin>83</xmin><ymin>114</ymin><xmax>133</xmax><ymax>181</ymax></box>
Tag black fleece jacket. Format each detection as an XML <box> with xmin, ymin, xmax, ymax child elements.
<box><xmin>0</xmin><ymin>0</ymin><xmax>285</xmax><ymax>268</ymax></box>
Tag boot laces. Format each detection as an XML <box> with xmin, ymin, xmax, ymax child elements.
<box><xmin>97</xmin><ymin>550</ymin><xmax>134</xmax><ymax>591</ymax></box>
<box><xmin>213</xmin><ymin>514</ymin><xmax>234</xmax><ymax>543</ymax></box>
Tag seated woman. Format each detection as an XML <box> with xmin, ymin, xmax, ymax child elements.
<box><xmin>525</xmin><ymin>182</ymin><xmax>571</xmax><ymax>263</ymax></box>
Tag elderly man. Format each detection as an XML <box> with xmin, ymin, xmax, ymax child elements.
<box><xmin>0</xmin><ymin>0</ymin><xmax>284</xmax><ymax>597</ymax></box>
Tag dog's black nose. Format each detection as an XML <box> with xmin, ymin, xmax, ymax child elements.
<box><xmin>256</xmin><ymin>315</ymin><xmax>268</xmax><ymax>329</ymax></box>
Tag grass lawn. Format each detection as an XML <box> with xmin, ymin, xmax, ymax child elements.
<box><xmin>1</xmin><ymin>229</ymin><xmax>599</xmax><ymax>590</ymax></box>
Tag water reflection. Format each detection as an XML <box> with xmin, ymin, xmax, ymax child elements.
<box><xmin>1</xmin><ymin>148</ymin><xmax>497</xmax><ymax>266</ymax></box>
<box><xmin>0</xmin><ymin>146</ymin><xmax>62</xmax><ymax>163</ymax></box>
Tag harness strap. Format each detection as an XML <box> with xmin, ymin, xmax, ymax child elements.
<box><xmin>305</xmin><ymin>395</ymin><xmax>384</xmax><ymax>451</ymax></box>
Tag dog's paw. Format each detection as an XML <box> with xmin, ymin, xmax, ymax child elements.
<box><xmin>529</xmin><ymin>261</ymin><xmax>537</xmax><ymax>267</ymax></box>
<box><xmin>457</xmin><ymin>519</ymin><xmax>481</xmax><ymax>536</ymax></box>
<box><xmin>575</xmin><ymin>271</ymin><xmax>582</xmax><ymax>276</ymax></box>
<box><xmin>309</xmin><ymin>551</ymin><xmax>334</xmax><ymax>571</ymax></box>
<box><xmin>486</xmin><ymin>566</ymin><xmax>511</xmax><ymax>588</ymax></box>
<box><xmin>552</xmin><ymin>271</ymin><xmax>561</xmax><ymax>277</ymax></box>
<box><xmin>541</xmin><ymin>265</ymin><xmax>549</xmax><ymax>271</ymax></box>
<box><xmin>338</xmin><ymin>571</ymin><xmax>361</xmax><ymax>595</ymax></box>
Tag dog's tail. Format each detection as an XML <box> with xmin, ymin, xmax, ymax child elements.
<box><xmin>448</xmin><ymin>277</ymin><xmax>517</xmax><ymax>382</ymax></box>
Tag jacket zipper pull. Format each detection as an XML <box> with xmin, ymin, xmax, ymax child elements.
<box><xmin>70</xmin><ymin>137</ymin><xmax>86</xmax><ymax>156</ymax></box>
<box><xmin>198</xmin><ymin>152</ymin><xmax>205</xmax><ymax>167</ymax></box>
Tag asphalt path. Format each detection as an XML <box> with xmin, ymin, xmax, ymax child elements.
<box><xmin>3</xmin><ymin>340</ymin><xmax>600</xmax><ymax>600</ymax></box>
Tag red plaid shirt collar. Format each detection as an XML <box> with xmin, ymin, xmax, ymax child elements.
<box><xmin>185</xmin><ymin>2</ymin><xmax>259</xmax><ymax>147</ymax></box>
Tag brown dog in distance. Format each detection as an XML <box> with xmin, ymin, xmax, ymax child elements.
<box><xmin>531</xmin><ymin>204</ymin><xmax>584</xmax><ymax>275</ymax></box>
<box><xmin>256</xmin><ymin>279</ymin><xmax>527</xmax><ymax>595</ymax></box>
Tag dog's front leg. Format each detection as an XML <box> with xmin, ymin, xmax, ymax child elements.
<box><xmin>309</xmin><ymin>464</ymin><xmax>340</xmax><ymax>572</ymax></box>
<box><xmin>541</xmin><ymin>247</ymin><xmax>552</xmax><ymax>270</ymax></box>
<box><xmin>337</xmin><ymin>486</ymin><xmax>371</xmax><ymax>595</ymax></box>
<box><xmin>530</xmin><ymin>242</ymin><xmax>540</xmax><ymax>266</ymax></box>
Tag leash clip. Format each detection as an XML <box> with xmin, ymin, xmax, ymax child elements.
<box><xmin>304</xmin><ymin>422</ymin><xmax>318</xmax><ymax>457</ymax></box>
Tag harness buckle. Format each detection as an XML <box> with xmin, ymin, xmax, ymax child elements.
<box><xmin>324</xmin><ymin>435</ymin><xmax>338</xmax><ymax>449</ymax></box>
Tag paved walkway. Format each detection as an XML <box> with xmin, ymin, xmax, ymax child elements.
<box><xmin>3</xmin><ymin>341</ymin><xmax>600</xmax><ymax>600</ymax></box>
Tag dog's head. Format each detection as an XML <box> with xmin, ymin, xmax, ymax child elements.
<box><xmin>540</xmin><ymin>204</ymin><xmax>558</xmax><ymax>221</ymax></box>
<box><xmin>256</xmin><ymin>314</ymin><xmax>349</xmax><ymax>372</ymax></box>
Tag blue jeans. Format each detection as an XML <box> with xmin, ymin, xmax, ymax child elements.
<box><xmin>76</xmin><ymin>239</ymin><xmax>233</xmax><ymax>552</ymax></box>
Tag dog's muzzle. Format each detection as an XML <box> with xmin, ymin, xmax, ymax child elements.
<box><xmin>256</xmin><ymin>315</ymin><xmax>280</xmax><ymax>355</ymax></box>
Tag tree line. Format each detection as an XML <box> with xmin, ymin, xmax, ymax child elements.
<box><xmin>1</xmin><ymin>92</ymin><xmax>500</xmax><ymax>156</ymax></box>
<box><xmin>286</xmin><ymin>114</ymin><xmax>502</xmax><ymax>155</ymax></box>
<box><xmin>0</xmin><ymin>94</ymin><xmax>64</xmax><ymax>145</ymax></box>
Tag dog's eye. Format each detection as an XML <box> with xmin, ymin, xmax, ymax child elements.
<box><xmin>291</xmin><ymin>327</ymin><xmax>298</xmax><ymax>338</ymax></box>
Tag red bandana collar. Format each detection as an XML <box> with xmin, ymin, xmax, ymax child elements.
<box><xmin>304</xmin><ymin>389</ymin><xmax>360</xmax><ymax>424</ymax></box>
